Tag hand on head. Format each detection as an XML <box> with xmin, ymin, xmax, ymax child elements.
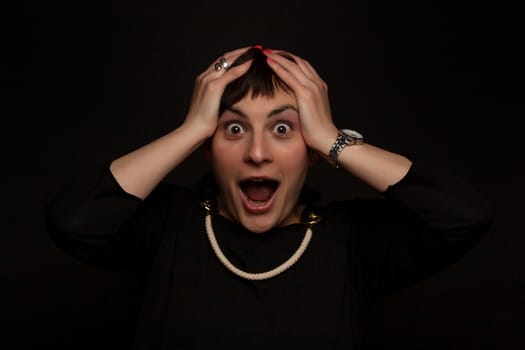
<box><xmin>262</xmin><ymin>48</ymin><xmax>338</xmax><ymax>154</ymax></box>
<box><xmin>183</xmin><ymin>45</ymin><xmax>338</xmax><ymax>156</ymax></box>
<box><xmin>183</xmin><ymin>46</ymin><xmax>254</xmax><ymax>139</ymax></box>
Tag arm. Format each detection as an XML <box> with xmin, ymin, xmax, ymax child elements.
<box><xmin>266</xmin><ymin>49</ymin><xmax>494</xmax><ymax>297</ymax></box>
<box><xmin>264</xmin><ymin>50</ymin><xmax>412</xmax><ymax>192</ymax></box>
<box><xmin>109</xmin><ymin>123</ymin><xmax>208</xmax><ymax>200</ymax></box>
<box><xmin>325</xmin><ymin>142</ymin><xmax>412</xmax><ymax>192</ymax></box>
<box><xmin>45</xmin><ymin>48</ymin><xmax>253</xmax><ymax>266</ymax></box>
<box><xmin>110</xmin><ymin>47</ymin><xmax>253</xmax><ymax>199</ymax></box>
<box><xmin>354</xmin><ymin>160</ymin><xmax>494</xmax><ymax>299</ymax></box>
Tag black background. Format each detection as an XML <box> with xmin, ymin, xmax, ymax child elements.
<box><xmin>3</xmin><ymin>0</ymin><xmax>524</xmax><ymax>349</ymax></box>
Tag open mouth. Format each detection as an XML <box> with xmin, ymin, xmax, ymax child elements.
<box><xmin>239</xmin><ymin>178</ymin><xmax>280</xmax><ymax>212</ymax></box>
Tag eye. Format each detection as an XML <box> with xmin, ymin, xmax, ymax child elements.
<box><xmin>273</xmin><ymin>122</ymin><xmax>291</xmax><ymax>135</ymax></box>
<box><xmin>225</xmin><ymin>122</ymin><xmax>245</xmax><ymax>135</ymax></box>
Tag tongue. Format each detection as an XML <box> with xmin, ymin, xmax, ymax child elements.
<box><xmin>244</xmin><ymin>182</ymin><xmax>275</xmax><ymax>201</ymax></box>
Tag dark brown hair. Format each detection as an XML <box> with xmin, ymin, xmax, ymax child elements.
<box><xmin>219</xmin><ymin>47</ymin><xmax>295</xmax><ymax>115</ymax></box>
<box><xmin>199</xmin><ymin>48</ymin><xmax>320</xmax><ymax>203</ymax></box>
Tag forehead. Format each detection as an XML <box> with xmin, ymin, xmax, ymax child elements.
<box><xmin>231</xmin><ymin>88</ymin><xmax>297</xmax><ymax>113</ymax></box>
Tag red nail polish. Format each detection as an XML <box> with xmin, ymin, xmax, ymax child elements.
<box><xmin>253</xmin><ymin>45</ymin><xmax>263</xmax><ymax>50</ymax></box>
<box><xmin>266</xmin><ymin>57</ymin><xmax>274</xmax><ymax>64</ymax></box>
<box><xmin>263</xmin><ymin>48</ymin><xmax>272</xmax><ymax>55</ymax></box>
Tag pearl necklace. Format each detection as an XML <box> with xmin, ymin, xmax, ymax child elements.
<box><xmin>201</xmin><ymin>199</ymin><xmax>321</xmax><ymax>281</ymax></box>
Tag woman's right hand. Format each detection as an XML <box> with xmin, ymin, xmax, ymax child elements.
<box><xmin>183</xmin><ymin>47</ymin><xmax>253</xmax><ymax>139</ymax></box>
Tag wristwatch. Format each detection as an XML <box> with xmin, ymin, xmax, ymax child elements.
<box><xmin>328</xmin><ymin>129</ymin><xmax>364</xmax><ymax>169</ymax></box>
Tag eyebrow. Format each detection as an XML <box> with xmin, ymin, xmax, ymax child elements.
<box><xmin>225</xmin><ymin>104</ymin><xmax>298</xmax><ymax>118</ymax></box>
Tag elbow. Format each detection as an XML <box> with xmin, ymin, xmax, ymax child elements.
<box><xmin>44</xmin><ymin>201</ymin><xmax>80</xmax><ymax>245</ymax></box>
<box><xmin>469</xmin><ymin>194</ymin><xmax>494</xmax><ymax>230</ymax></box>
<box><xmin>455</xmin><ymin>195</ymin><xmax>495</xmax><ymax>240</ymax></box>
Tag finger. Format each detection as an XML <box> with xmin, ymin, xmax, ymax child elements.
<box><xmin>271</xmin><ymin>50</ymin><xmax>321</xmax><ymax>82</ymax></box>
<box><xmin>265</xmin><ymin>51</ymin><xmax>317</xmax><ymax>86</ymax></box>
<box><xmin>194</xmin><ymin>53</ymin><xmax>253</xmax><ymax>102</ymax></box>
<box><xmin>265</xmin><ymin>54</ymin><xmax>306</xmax><ymax>94</ymax></box>
<box><xmin>300</xmin><ymin>59</ymin><xmax>322</xmax><ymax>80</ymax></box>
<box><xmin>265</xmin><ymin>51</ymin><xmax>313</xmax><ymax>88</ymax></box>
<box><xmin>219</xmin><ymin>58</ymin><xmax>253</xmax><ymax>84</ymax></box>
<box><xmin>290</xmin><ymin>53</ymin><xmax>322</xmax><ymax>81</ymax></box>
<box><xmin>206</xmin><ymin>46</ymin><xmax>251</xmax><ymax>74</ymax></box>
<box><xmin>223</xmin><ymin>46</ymin><xmax>252</xmax><ymax>58</ymax></box>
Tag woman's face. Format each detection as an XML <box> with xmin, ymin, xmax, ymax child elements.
<box><xmin>209</xmin><ymin>88</ymin><xmax>312</xmax><ymax>233</ymax></box>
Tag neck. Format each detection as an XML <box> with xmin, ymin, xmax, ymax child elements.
<box><xmin>216</xmin><ymin>202</ymin><xmax>306</xmax><ymax>232</ymax></box>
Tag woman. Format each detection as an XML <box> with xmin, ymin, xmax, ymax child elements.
<box><xmin>46</xmin><ymin>46</ymin><xmax>494</xmax><ymax>349</ymax></box>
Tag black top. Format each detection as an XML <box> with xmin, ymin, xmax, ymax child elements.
<box><xmin>45</xmin><ymin>161</ymin><xmax>494</xmax><ymax>350</ymax></box>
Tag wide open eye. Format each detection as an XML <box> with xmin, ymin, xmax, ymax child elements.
<box><xmin>272</xmin><ymin>122</ymin><xmax>291</xmax><ymax>135</ymax></box>
<box><xmin>226</xmin><ymin>122</ymin><xmax>245</xmax><ymax>135</ymax></box>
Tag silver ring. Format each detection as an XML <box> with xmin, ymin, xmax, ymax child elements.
<box><xmin>214</xmin><ymin>56</ymin><xmax>228</xmax><ymax>72</ymax></box>
<box><xmin>219</xmin><ymin>57</ymin><xmax>228</xmax><ymax>69</ymax></box>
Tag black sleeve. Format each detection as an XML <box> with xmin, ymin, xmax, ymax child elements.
<box><xmin>347</xmin><ymin>160</ymin><xmax>495</xmax><ymax>301</ymax></box>
<box><xmin>44</xmin><ymin>164</ymin><xmax>191</xmax><ymax>270</ymax></box>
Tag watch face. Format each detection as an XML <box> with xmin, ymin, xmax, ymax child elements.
<box><xmin>341</xmin><ymin>129</ymin><xmax>363</xmax><ymax>140</ymax></box>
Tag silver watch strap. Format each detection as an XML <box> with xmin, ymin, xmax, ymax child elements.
<box><xmin>328</xmin><ymin>129</ymin><xmax>364</xmax><ymax>169</ymax></box>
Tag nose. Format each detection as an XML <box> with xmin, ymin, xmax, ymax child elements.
<box><xmin>244</xmin><ymin>132</ymin><xmax>272</xmax><ymax>165</ymax></box>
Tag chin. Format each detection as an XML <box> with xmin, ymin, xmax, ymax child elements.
<box><xmin>242</xmin><ymin>220</ymin><xmax>275</xmax><ymax>233</ymax></box>
<box><xmin>240</xmin><ymin>217</ymin><xmax>277</xmax><ymax>234</ymax></box>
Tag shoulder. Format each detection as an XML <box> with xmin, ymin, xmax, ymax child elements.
<box><xmin>141</xmin><ymin>181</ymin><xmax>201</xmax><ymax>217</ymax></box>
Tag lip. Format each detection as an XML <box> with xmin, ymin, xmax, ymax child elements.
<box><xmin>238</xmin><ymin>176</ymin><xmax>280</xmax><ymax>215</ymax></box>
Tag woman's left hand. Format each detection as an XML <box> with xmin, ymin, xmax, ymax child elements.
<box><xmin>264</xmin><ymin>49</ymin><xmax>339</xmax><ymax>156</ymax></box>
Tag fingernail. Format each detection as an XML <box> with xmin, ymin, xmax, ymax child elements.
<box><xmin>253</xmin><ymin>45</ymin><xmax>263</xmax><ymax>50</ymax></box>
<box><xmin>266</xmin><ymin>57</ymin><xmax>274</xmax><ymax>64</ymax></box>
<box><xmin>263</xmin><ymin>48</ymin><xmax>272</xmax><ymax>55</ymax></box>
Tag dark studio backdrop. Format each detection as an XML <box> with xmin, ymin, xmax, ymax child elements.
<box><xmin>3</xmin><ymin>0</ymin><xmax>524</xmax><ymax>349</ymax></box>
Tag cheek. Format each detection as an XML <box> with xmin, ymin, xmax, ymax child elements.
<box><xmin>210</xmin><ymin>143</ymin><xmax>239</xmax><ymax>176</ymax></box>
<box><xmin>279</xmin><ymin>144</ymin><xmax>310</xmax><ymax>174</ymax></box>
